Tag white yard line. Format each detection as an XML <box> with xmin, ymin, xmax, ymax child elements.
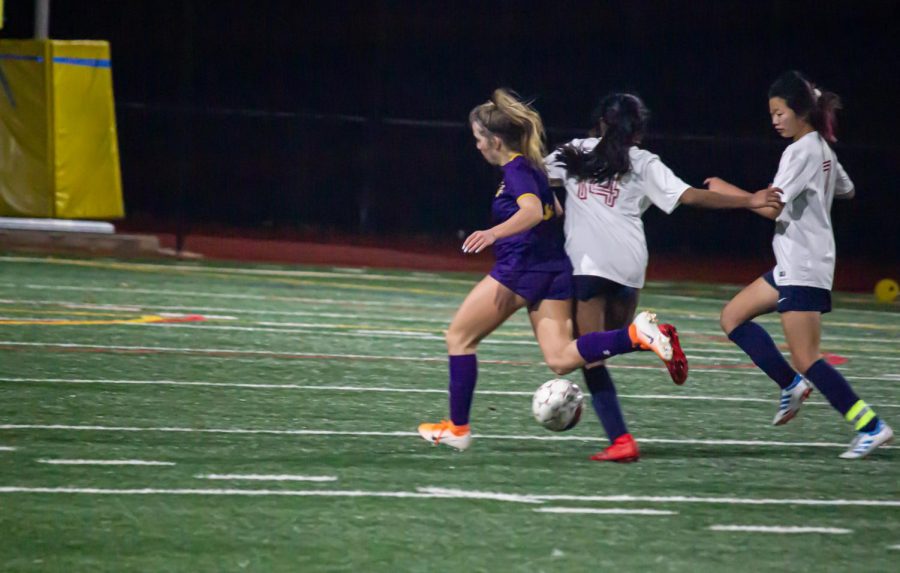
<box><xmin>4</xmin><ymin>281</ymin><xmax>898</xmax><ymax>324</ymax></box>
<box><xmin>36</xmin><ymin>459</ymin><xmax>175</xmax><ymax>466</ymax></box>
<box><xmin>708</xmin><ymin>525</ymin><xmax>851</xmax><ymax>534</ymax></box>
<box><xmin>534</xmin><ymin>507</ymin><xmax>677</xmax><ymax>516</ymax></box>
<box><xmin>6</xmin><ymin>299</ymin><xmax>900</xmax><ymax>347</ymax></box>
<box><xmin>0</xmin><ymin>256</ymin><xmax>474</xmax><ymax>285</ymax></box>
<box><xmin>0</xmin><ymin>446</ymin><xmax>15</xmax><ymax>451</ymax></box>
<box><xmin>7</xmin><ymin>340</ymin><xmax>898</xmax><ymax>376</ymax></box>
<box><xmin>0</xmin><ymin>485</ymin><xmax>892</xmax><ymax>509</ymax></box>
<box><xmin>0</xmin><ymin>283</ymin><xmax>458</xmax><ymax>309</ymax></box>
<box><xmin>1</xmin><ymin>424</ymin><xmax>895</xmax><ymax>450</ymax></box>
<box><xmin>2</xmin><ymin>378</ymin><xmax>898</xmax><ymax>409</ymax></box>
<box><xmin>3</xmin><ymin>339</ymin><xmax>898</xmax><ymax>380</ymax></box>
<box><xmin>195</xmin><ymin>474</ymin><xmax>337</xmax><ymax>482</ymax></box>
<box><xmin>0</xmin><ymin>297</ymin><xmax>457</xmax><ymax>325</ymax></box>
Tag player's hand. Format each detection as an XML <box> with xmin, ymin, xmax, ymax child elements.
<box><xmin>462</xmin><ymin>229</ymin><xmax>497</xmax><ymax>254</ymax></box>
<box><xmin>704</xmin><ymin>177</ymin><xmax>728</xmax><ymax>192</ymax></box>
<box><xmin>749</xmin><ymin>187</ymin><xmax>783</xmax><ymax>209</ymax></box>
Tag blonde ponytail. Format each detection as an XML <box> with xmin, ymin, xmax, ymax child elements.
<box><xmin>469</xmin><ymin>88</ymin><xmax>547</xmax><ymax>172</ymax></box>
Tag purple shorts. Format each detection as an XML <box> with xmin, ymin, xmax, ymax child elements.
<box><xmin>490</xmin><ymin>267</ymin><xmax>574</xmax><ymax>306</ymax></box>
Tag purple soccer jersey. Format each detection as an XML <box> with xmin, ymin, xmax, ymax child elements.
<box><xmin>491</xmin><ymin>156</ymin><xmax>569</xmax><ymax>273</ymax></box>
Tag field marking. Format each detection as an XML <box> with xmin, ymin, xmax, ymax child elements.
<box><xmin>44</xmin><ymin>257</ymin><xmax>889</xmax><ymax>324</ymax></box>
<box><xmin>0</xmin><ymin>283</ymin><xmax>459</xmax><ymax>309</ymax></box>
<box><xmin>4</xmin><ymin>281</ymin><xmax>898</xmax><ymax>325</ymax></box>
<box><xmin>0</xmin><ymin>256</ymin><xmax>475</xmax><ymax>286</ymax></box>
<box><xmin>2</xmin><ymin>307</ymin><xmax>895</xmax><ymax>359</ymax></box>
<box><xmin>0</xmin><ymin>446</ymin><xmax>15</xmax><ymax>451</ymax></box>
<box><xmin>0</xmin><ymin>263</ymin><xmax>458</xmax><ymax>297</ymax></box>
<box><xmin>0</xmin><ymin>314</ymin><xmax>204</xmax><ymax>326</ymax></box>
<box><xmin>0</xmin><ymin>485</ymin><xmax>895</xmax><ymax>509</ymax></box>
<box><xmin>1</xmin><ymin>308</ymin><xmax>895</xmax><ymax>359</ymax></box>
<box><xmin>36</xmin><ymin>459</ymin><xmax>175</xmax><ymax>466</ymax></box>
<box><xmin>534</xmin><ymin>507</ymin><xmax>677</xmax><ymax>516</ymax></box>
<box><xmin>1</xmin><ymin>341</ymin><xmax>897</xmax><ymax>381</ymax></box>
<box><xmin>2</xmin><ymin>424</ymin><xmax>895</xmax><ymax>450</ymax></box>
<box><xmin>420</xmin><ymin>488</ymin><xmax>900</xmax><ymax>508</ymax></box>
<box><xmin>5</xmin><ymin>298</ymin><xmax>899</xmax><ymax>350</ymax></box>
<box><xmin>2</xmin><ymin>378</ymin><xmax>898</xmax><ymax>409</ymax></box>
<box><xmin>708</xmin><ymin>525</ymin><xmax>851</xmax><ymax>534</ymax></box>
<box><xmin>682</xmin><ymin>328</ymin><xmax>900</xmax><ymax>344</ymax></box>
<box><xmin>195</xmin><ymin>474</ymin><xmax>337</xmax><ymax>482</ymax></box>
<box><xmin>0</xmin><ymin>298</ymin><xmax>454</xmax><ymax>326</ymax></box>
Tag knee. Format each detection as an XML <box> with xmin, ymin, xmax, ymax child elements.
<box><xmin>720</xmin><ymin>307</ymin><xmax>740</xmax><ymax>335</ymax></box>
<box><xmin>545</xmin><ymin>356</ymin><xmax>575</xmax><ymax>377</ymax></box>
<box><xmin>445</xmin><ymin>327</ymin><xmax>475</xmax><ymax>355</ymax></box>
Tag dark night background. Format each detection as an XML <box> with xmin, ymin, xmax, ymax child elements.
<box><xmin>1</xmin><ymin>0</ymin><xmax>898</xmax><ymax>264</ymax></box>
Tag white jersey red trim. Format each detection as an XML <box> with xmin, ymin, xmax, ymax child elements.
<box><xmin>545</xmin><ymin>138</ymin><xmax>690</xmax><ymax>288</ymax></box>
<box><xmin>771</xmin><ymin>131</ymin><xmax>854</xmax><ymax>290</ymax></box>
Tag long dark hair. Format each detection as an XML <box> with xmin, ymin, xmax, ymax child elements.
<box><xmin>557</xmin><ymin>93</ymin><xmax>649</xmax><ymax>182</ymax></box>
<box><xmin>768</xmin><ymin>70</ymin><xmax>842</xmax><ymax>143</ymax></box>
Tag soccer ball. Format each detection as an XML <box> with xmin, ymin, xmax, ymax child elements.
<box><xmin>531</xmin><ymin>379</ymin><xmax>584</xmax><ymax>432</ymax></box>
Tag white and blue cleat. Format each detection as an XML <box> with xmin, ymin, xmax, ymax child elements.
<box><xmin>772</xmin><ymin>375</ymin><xmax>813</xmax><ymax>426</ymax></box>
<box><xmin>839</xmin><ymin>420</ymin><xmax>894</xmax><ymax>459</ymax></box>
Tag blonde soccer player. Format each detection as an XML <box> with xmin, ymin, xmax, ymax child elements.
<box><xmin>708</xmin><ymin>70</ymin><xmax>893</xmax><ymax>459</ymax></box>
<box><xmin>546</xmin><ymin>93</ymin><xmax>781</xmax><ymax>462</ymax></box>
<box><xmin>418</xmin><ymin>89</ymin><xmax>683</xmax><ymax>452</ymax></box>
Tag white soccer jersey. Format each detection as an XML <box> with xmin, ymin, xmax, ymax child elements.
<box><xmin>545</xmin><ymin>138</ymin><xmax>690</xmax><ymax>288</ymax></box>
<box><xmin>771</xmin><ymin>131</ymin><xmax>854</xmax><ymax>290</ymax></box>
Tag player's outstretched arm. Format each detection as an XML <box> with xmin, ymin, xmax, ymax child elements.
<box><xmin>680</xmin><ymin>185</ymin><xmax>781</xmax><ymax>211</ymax></box>
<box><xmin>462</xmin><ymin>194</ymin><xmax>544</xmax><ymax>254</ymax></box>
<box><xmin>701</xmin><ymin>177</ymin><xmax>783</xmax><ymax>219</ymax></box>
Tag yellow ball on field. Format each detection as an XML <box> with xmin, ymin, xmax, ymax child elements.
<box><xmin>874</xmin><ymin>278</ymin><xmax>899</xmax><ymax>303</ymax></box>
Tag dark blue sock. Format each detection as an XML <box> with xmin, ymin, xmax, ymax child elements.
<box><xmin>805</xmin><ymin>359</ymin><xmax>878</xmax><ymax>432</ymax></box>
<box><xmin>583</xmin><ymin>365</ymin><xmax>628</xmax><ymax>442</ymax></box>
<box><xmin>728</xmin><ymin>321</ymin><xmax>797</xmax><ymax>389</ymax></box>
<box><xmin>448</xmin><ymin>354</ymin><xmax>477</xmax><ymax>426</ymax></box>
<box><xmin>576</xmin><ymin>328</ymin><xmax>636</xmax><ymax>364</ymax></box>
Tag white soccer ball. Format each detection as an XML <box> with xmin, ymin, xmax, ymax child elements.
<box><xmin>531</xmin><ymin>378</ymin><xmax>584</xmax><ymax>432</ymax></box>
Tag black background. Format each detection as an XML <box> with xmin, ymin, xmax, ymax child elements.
<box><xmin>2</xmin><ymin>1</ymin><xmax>898</xmax><ymax>261</ymax></box>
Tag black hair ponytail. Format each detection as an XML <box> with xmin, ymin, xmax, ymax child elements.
<box><xmin>769</xmin><ymin>70</ymin><xmax>842</xmax><ymax>143</ymax></box>
<box><xmin>558</xmin><ymin>93</ymin><xmax>649</xmax><ymax>182</ymax></box>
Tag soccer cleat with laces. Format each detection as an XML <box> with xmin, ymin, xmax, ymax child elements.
<box><xmin>772</xmin><ymin>375</ymin><xmax>813</xmax><ymax>426</ymax></box>
<box><xmin>417</xmin><ymin>420</ymin><xmax>472</xmax><ymax>451</ymax></box>
<box><xmin>590</xmin><ymin>433</ymin><xmax>639</xmax><ymax>463</ymax></box>
<box><xmin>658</xmin><ymin>323</ymin><xmax>688</xmax><ymax>385</ymax></box>
<box><xmin>839</xmin><ymin>420</ymin><xmax>893</xmax><ymax>459</ymax></box>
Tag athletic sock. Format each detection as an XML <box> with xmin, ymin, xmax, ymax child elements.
<box><xmin>576</xmin><ymin>328</ymin><xmax>637</xmax><ymax>364</ymax></box>
<box><xmin>448</xmin><ymin>354</ymin><xmax>477</xmax><ymax>426</ymax></box>
<box><xmin>728</xmin><ymin>321</ymin><xmax>797</xmax><ymax>389</ymax></box>
<box><xmin>583</xmin><ymin>365</ymin><xmax>628</xmax><ymax>442</ymax></box>
<box><xmin>805</xmin><ymin>358</ymin><xmax>879</xmax><ymax>432</ymax></box>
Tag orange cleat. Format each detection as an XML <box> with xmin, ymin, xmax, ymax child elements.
<box><xmin>659</xmin><ymin>323</ymin><xmax>688</xmax><ymax>385</ymax></box>
<box><xmin>417</xmin><ymin>419</ymin><xmax>472</xmax><ymax>451</ymax></box>
<box><xmin>590</xmin><ymin>433</ymin><xmax>640</xmax><ymax>463</ymax></box>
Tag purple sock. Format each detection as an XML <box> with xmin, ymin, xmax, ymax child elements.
<box><xmin>728</xmin><ymin>321</ymin><xmax>797</xmax><ymax>389</ymax></box>
<box><xmin>576</xmin><ymin>328</ymin><xmax>636</xmax><ymax>364</ymax></box>
<box><xmin>448</xmin><ymin>354</ymin><xmax>477</xmax><ymax>426</ymax></box>
<box><xmin>583</xmin><ymin>365</ymin><xmax>628</xmax><ymax>443</ymax></box>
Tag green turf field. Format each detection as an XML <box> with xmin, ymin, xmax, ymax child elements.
<box><xmin>0</xmin><ymin>254</ymin><xmax>897</xmax><ymax>572</ymax></box>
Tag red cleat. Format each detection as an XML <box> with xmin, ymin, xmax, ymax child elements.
<box><xmin>659</xmin><ymin>323</ymin><xmax>688</xmax><ymax>385</ymax></box>
<box><xmin>590</xmin><ymin>433</ymin><xmax>640</xmax><ymax>463</ymax></box>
